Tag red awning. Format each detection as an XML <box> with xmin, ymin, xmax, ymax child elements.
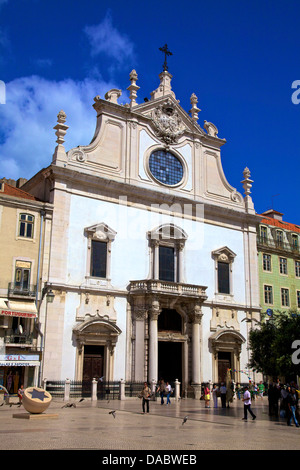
<box><xmin>0</xmin><ymin>299</ymin><xmax>37</xmax><ymax>319</ymax></box>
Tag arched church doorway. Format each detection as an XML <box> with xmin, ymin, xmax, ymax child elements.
<box><xmin>157</xmin><ymin>308</ymin><xmax>183</xmax><ymax>384</ymax></box>
<box><xmin>158</xmin><ymin>341</ymin><xmax>182</xmax><ymax>384</ymax></box>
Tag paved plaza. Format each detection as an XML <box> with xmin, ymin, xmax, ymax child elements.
<box><xmin>0</xmin><ymin>396</ymin><xmax>299</xmax><ymax>452</ymax></box>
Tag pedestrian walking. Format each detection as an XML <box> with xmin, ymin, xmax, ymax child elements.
<box><xmin>226</xmin><ymin>382</ymin><xmax>234</xmax><ymax>408</ymax></box>
<box><xmin>258</xmin><ymin>381</ymin><xmax>265</xmax><ymax>400</ymax></box>
<box><xmin>268</xmin><ymin>382</ymin><xmax>280</xmax><ymax>417</ymax></box>
<box><xmin>17</xmin><ymin>384</ymin><xmax>24</xmax><ymax>403</ymax></box>
<box><xmin>242</xmin><ymin>385</ymin><xmax>256</xmax><ymax>421</ymax></box>
<box><xmin>212</xmin><ymin>384</ymin><xmax>219</xmax><ymax>408</ymax></box>
<box><xmin>286</xmin><ymin>386</ymin><xmax>299</xmax><ymax>427</ymax></box>
<box><xmin>157</xmin><ymin>378</ymin><xmax>166</xmax><ymax>405</ymax></box>
<box><xmin>139</xmin><ymin>382</ymin><xmax>151</xmax><ymax>414</ymax></box>
<box><xmin>236</xmin><ymin>383</ymin><xmax>243</xmax><ymax>400</ymax></box>
<box><xmin>220</xmin><ymin>382</ymin><xmax>227</xmax><ymax>408</ymax></box>
<box><xmin>165</xmin><ymin>381</ymin><xmax>172</xmax><ymax>405</ymax></box>
<box><xmin>204</xmin><ymin>384</ymin><xmax>210</xmax><ymax>408</ymax></box>
<box><xmin>280</xmin><ymin>385</ymin><xmax>288</xmax><ymax>418</ymax></box>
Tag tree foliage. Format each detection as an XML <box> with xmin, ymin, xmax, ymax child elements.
<box><xmin>248</xmin><ymin>310</ymin><xmax>300</xmax><ymax>380</ymax></box>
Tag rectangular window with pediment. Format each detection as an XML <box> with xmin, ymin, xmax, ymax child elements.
<box><xmin>159</xmin><ymin>245</ymin><xmax>175</xmax><ymax>282</ymax></box>
<box><xmin>90</xmin><ymin>240</ymin><xmax>107</xmax><ymax>278</ymax></box>
<box><xmin>212</xmin><ymin>247</ymin><xmax>236</xmax><ymax>297</ymax></box>
<box><xmin>217</xmin><ymin>261</ymin><xmax>230</xmax><ymax>294</ymax></box>
<box><xmin>84</xmin><ymin>223</ymin><xmax>116</xmax><ymax>284</ymax></box>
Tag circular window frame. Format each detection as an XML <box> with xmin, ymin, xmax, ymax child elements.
<box><xmin>145</xmin><ymin>147</ymin><xmax>187</xmax><ymax>188</ymax></box>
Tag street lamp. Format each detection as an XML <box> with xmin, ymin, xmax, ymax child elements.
<box><xmin>46</xmin><ymin>288</ymin><xmax>55</xmax><ymax>303</ymax></box>
<box><xmin>41</xmin><ymin>284</ymin><xmax>55</xmax><ymax>303</ymax></box>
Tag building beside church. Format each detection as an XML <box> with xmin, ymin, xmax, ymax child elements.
<box><xmin>257</xmin><ymin>209</ymin><xmax>300</xmax><ymax>315</ymax></box>
<box><xmin>22</xmin><ymin>64</ymin><xmax>261</xmax><ymax>397</ymax></box>
<box><xmin>0</xmin><ymin>179</ymin><xmax>52</xmax><ymax>390</ymax></box>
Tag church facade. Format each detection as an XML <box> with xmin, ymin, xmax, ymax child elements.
<box><xmin>23</xmin><ymin>65</ymin><xmax>261</xmax><ymax>397</ymax></box>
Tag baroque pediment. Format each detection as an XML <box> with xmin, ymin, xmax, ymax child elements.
<box><xmin>134</xmin><ymin>95</ymin><xmax>205</xmax><ymax>143</ymax></box>
<box><xmin>151</xmin><ymin>99</ymin><xmax>186</xmax><ymax>145</ymax></box>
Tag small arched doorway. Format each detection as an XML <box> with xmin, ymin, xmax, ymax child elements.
<box><xmin>209</xmin><ymin>329</ymin><xmax>246</xmax><ymax>384</ymax></box>
<box><xmin>73</xmin><ymin>317</ymin><xmax>122</xmax><ymax>382</ymax></box>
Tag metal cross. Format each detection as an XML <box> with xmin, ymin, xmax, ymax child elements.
<box><xmin>159</xmin><ymin>44</ymin><xmax>173</xmax><ymax>71</ymax></box>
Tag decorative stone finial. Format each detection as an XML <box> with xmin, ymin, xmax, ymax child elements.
<box><xmin>57</xmin><ymin>109</ymin><xmax>67</xmax><ymax>124</ymax></box>
<box><xmin>150</xmin><ymin>70</ymin><xmax>176</xmax><ymax>101</ymax></box>
<box><xmin>204</xmin><ymin>120</ymin><xmax>218</xmax><ymax>137</ymax></box>
<box><xmin>242</xmin><ymin>167</ymin><xmax>253</xmax><ymax>196</ymax></box>
<box><xmin>241</xmin><ymin>167</ymin><xmax>255</xmax><ymax>213</ymax></box>
<box><xmin>127</xmin><ymin>69</ymin><xmax>140</xmax><ymax>107</ymax></box>
<box><xmin>52</xmin><ymin>110</ymin><xmax>69</xmax><ymax>164</ymax></box>
<box><xmin>189</xmin><ymin>93</ymin><xmax>201</xmax><ymax>122</ymax></box>
<box><xmin>105</xmin><ymin>89</ymin><xmax>122</xmax><ymax>104</ymax></box>
<box><xmin>54</xmin><ymin>110</ymin><xmax>68</xmax><ymax>145</ymax></box>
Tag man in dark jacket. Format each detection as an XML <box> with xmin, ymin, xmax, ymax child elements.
<box><xmin>286</xmin><ymin>386</ymin><xmax>299</xmax><ymax>427</ymax></box>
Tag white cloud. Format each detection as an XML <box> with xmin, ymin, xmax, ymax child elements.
<box><xmin>0</xmin><ymin>74</ymin><xmax>124</xmax><ymax>180</ymax></box>
<box><xmin>84</xmin><ymin>11</ymin><xmax>135</xmax><ymax>66</ymax></box>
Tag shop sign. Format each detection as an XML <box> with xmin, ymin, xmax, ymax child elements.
<box><xmin>0</xmin><ymin>354</ymin><xmax>40</xmax><ymax>367</ymax></box>
<box><xmin>0</xmin><ymin>362</ymin><xmax>39</xmax><ymax>367</ymax></box>
<box><xmin>0</xmin><ymin>309</ymin><xmax>37</xmax><ymax>318</ymax></box>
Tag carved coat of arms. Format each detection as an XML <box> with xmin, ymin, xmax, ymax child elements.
<box><xmin>152</xmin><ymin>99</ymin><xmax>185</xmax><ymax>145</ymax></box>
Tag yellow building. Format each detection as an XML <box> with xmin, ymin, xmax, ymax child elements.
<box><xmin>0</xmin><ymin>180</ymin><xmax>53</xmax><ymax>391</ymax></box>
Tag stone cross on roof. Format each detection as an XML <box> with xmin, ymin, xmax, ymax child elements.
<box><xmin>159</xmin><ymin>44</ymin><xmax>173</xmax><ymax>71</ymax></box>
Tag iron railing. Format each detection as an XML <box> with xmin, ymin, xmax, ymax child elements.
<box><xmin>257</xmin><ymin>236</ymin><xmax>300</xmax><ymax>255</ymax></box>
<box><xmin>4</xmin><ymin>332</ymin><xmax>33</xmax><ymax>344</ymax></box>
<box><xmin>8</xmin><ymin>282</ymin><xmax>37</xmax><ymax>298</ymax></box>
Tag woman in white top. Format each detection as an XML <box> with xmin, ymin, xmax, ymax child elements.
<box><xmin>166</xmin><ymin>382</ymin><xmax>172</xmax><ymax>405</ymax></box>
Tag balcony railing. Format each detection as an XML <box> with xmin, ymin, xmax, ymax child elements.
<box><xmin>129</xmin><ymin>279</ymin><xmax>207</xmax><ymax>299</ymax></box>
<box><xmin>257</xmin><ymin>236</ymin><xmax>300</xmax><ymax>255</ymax></box>
<box><xmin>8</xmin><ymin>283</ymin><xmax>37</xmax><ymax>298</ymax></box>
<box><xmin>4</xmin><ymin>332</ymin><xmax>34</xmax><ymax>345</ymax></box>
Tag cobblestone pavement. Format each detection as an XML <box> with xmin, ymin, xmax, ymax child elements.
<box><xmin>0</xmin><ymin>396</ymin><xmax>299</xmax><ymax>451</ymax></box>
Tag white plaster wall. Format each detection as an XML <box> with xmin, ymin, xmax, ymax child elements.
<box><xmin>60</xmin><ymin>292</ymin><xmax>79</xmax><ymax>380</ymax></box>
<box><xmin>113</xmin><ymin>296</ymin><xmax>127</xmax><ymax>380</ymax></box>
<box><xmin>67</xmin><ymin>194</ymin><xmax>246</xmax><ymax>304</ymax></box>
<box><xmin>201</xmin><ymin>306</ymin><xmax>213</xmax><ymax>382</ymax></box>
<box><xmin>238</xmin><ymin>309</ymin><xmax>251</xmax><ymax>374</ymax></box>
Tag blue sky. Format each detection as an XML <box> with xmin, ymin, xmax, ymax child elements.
<box><xmin>0</xmin><ymin>0</ymin><xmax>299</xmax><ymax>223</ymax></box>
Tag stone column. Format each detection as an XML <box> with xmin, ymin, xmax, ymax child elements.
<box><xmin>64</xmin><ymin>378</ymin><xmax>70</xmax><ymax>402</ymax></box>
<box><xmin>189</xmin><ymin>304</ymin><xmax>203</xmax><ymax>399</ymax></box>
<box><xmin>153</xmin><ymin>241</ymin><xmax>159</xmax><ymax>280</ymax></box>
<box><xmin>132</xmin><ymin>306</ymin><xmax>146</xmax><ymax>381</ymax></box>
<box><xmin>174</xmin><ymin>378</ymin><xmax>181</xmax><ymax>401</ymax></box>
<box><xmin>177</xmin><ymin>242</ymin><xmax>185</xmax><ymax>283</ymax></box>
<box><xmin>148</xmin><ymin>298</ymin><xmax>161</xmax><ymax>383</ymax></box>
<box><xmin>119</xmin><ymin>379</ymin><xmax>126</xmax><ymax>400</ymax></box>
<box><xmin>91</xmin><ymin>378</ymin><xmax>97</xmax><ymax>401</ymax></box>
